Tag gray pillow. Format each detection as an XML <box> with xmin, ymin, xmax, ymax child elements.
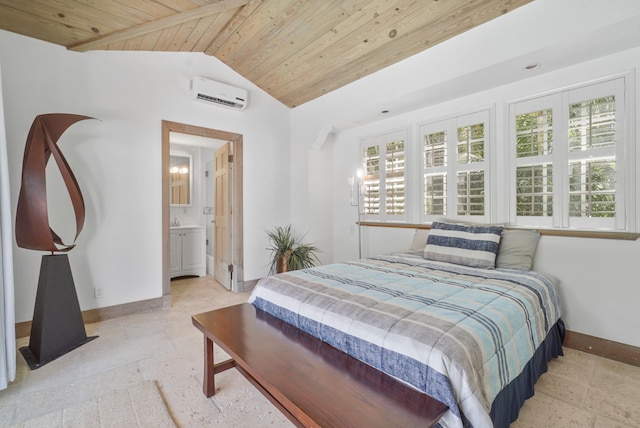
<box><xmin>496</xmin><ymin>229</ymin><xmax>541</xmax><ymax>271</ymax></box>
<box><xmin>409</xmin><ymin>229</ymin><xmax>430</xmax><ymax>251</ymax></box>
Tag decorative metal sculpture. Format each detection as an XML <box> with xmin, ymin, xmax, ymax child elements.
<box><xmin>15</xmin><ymin>113</ymin><xmax>97</xmax><ymax>369</ymax></box>
<box><xmin>15</xmin><ymin>114</ymin><xmax>93</xmax><ymax>253</ymax></box>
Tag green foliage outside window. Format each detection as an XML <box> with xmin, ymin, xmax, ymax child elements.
<box><xmin>457</xmin><ymin>124</ymin><xmax>484</xmax><ymax>164</ymax></box>
<box><xmin>569</xmin><ymin>159</ymin><xmax>616</xmax><ymax>217</ymax></box>
<box><xmin>514</xmin><ymin>96</ymin><xmax>616</xmax><ymax>219</ymax></box>
<box><xmin>568</xmin><ymin>96</ymin><xmax>616</xmax><ymax>218</ymax></box>
<box><xmin>516</xmin><ymin>165</ymin><xmax>553</xmax><ymax>216</ymax></box>
<box><xmin>457</xmin><ymin>171</ymin><xmax>484</xmax><ymax>216</ymax></box>
<box><xmin>515</xmin><ymin>110</ymin><xmax>553</xmax><ymax>158</ymax></box>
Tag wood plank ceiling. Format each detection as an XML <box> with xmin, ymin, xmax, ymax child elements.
<box><xmin>0</xmin><ymin>0</ymin><xmax>533</xmax><ymax>108</ymax></box>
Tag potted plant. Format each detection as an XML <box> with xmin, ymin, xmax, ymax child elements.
<box><xmin>266</xmin><ymin>225</ymin><xmax>319</xmax><ymax>274</ymax></box>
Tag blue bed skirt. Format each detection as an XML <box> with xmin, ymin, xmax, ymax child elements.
<box><xmin>489</xmin><ymin>319</ymin><xmax>565</xmax><ymax>428</ymax></box>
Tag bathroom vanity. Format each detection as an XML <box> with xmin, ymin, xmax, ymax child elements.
<box><xmin>170</xmin><ymin>225</ymin><xmax>206</xmax><ymax>278</ymax></box>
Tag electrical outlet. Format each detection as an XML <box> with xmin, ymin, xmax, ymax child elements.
<box><xmin>94</xmin><ymin>287</ymin><xmax>103</xmax><ymax>299</ymax></box>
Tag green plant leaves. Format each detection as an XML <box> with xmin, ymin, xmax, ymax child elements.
<box><xmin>266</xmin><ymin>225</ymin><xmax>319</xmax><ymax>274</ymax></box>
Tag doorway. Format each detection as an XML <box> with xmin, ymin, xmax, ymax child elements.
<box><xmin>161</xmin><ymin>120</ymin><xmax>244</xmax><ymax>296</ymax></box>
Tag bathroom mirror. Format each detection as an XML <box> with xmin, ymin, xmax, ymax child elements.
<box><xmin>170</xmin><ymin>154</ymin><xmax>192</xmax><ymax>206</ymax></box>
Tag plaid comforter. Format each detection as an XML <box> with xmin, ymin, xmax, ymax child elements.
<box><xmin>249</xmin><ymin>253</ymin><xmax>562</xmax><ymax>427</ymax></box>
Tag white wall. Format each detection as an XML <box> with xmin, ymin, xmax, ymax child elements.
<box><xmin>324</xmin><ymin>49</ymin><xmax>640</xmax><ymax>346</ymax></box>
<box><xmin>0</xmin><ymin>30</ymin><xmax>291</xmax><ymax>323</ymax></box>
<box><xmin>291</xmin><ymin>1</ymin><xmax>640</xmax><ymax>348</ymax></box>
<box><xmin>322</xmin><ymin>48</ymin><xmax>640</xmax><ymax>348</ymax></box>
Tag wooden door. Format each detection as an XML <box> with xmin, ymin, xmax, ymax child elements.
<box><xmin>214</xmin><ymin>143</ymin><xmax>232</xmax><ymax>289</ymax></box>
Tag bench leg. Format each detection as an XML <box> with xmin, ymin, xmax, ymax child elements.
<box><xmin>203</xmin><ymin>336</ymin><xmax>215</xmax><ymax>397</ymax></box>
<box><xmin>202</xmin><ymin>335</ymin><xmax>237</xmax><ymax>398</ymax></box>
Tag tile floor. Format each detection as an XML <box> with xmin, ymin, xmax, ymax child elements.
<box><xmin>1</xmin><ymin>276</ymin><xmax>639</xmax><ymax>427</ymax></box>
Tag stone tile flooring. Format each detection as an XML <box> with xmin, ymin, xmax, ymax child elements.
<box><xmin>2</xmin><ymin>276</ymin><xmax>639</xmax><ymax>427</ymax></box>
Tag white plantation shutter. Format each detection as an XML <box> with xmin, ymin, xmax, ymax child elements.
<box><xmin>356</xmin><ymin>76</ymin><xmax>632</xmax><ymax>233</ymax></box>
<box><xmin>423</xmin><ymin>128</ymin><xmax>448</xmax><ymax>217</ymax></box>
<box><xmin>360</xmin><ymin>129</ymin><xmax>408</xmax><ymax>221</ymax></box>
<box><xmin>419</xmin><ymin>110</ymin><xmax>491</xmax><ymax>223</ymax></box>
<box><xmin>510</xmin><ymin>77</ymin><xmax>628</xmax><ymax>231</ymax></box>
<box><xmin>362</xmin><ymin>144</ymin><xmax>380</xmax><ymax>215</ymax></box>
<box><xmin>511</xmin><ymin>96</ymin><xmax>556</xmax><ymax>227</ymax></box>
<box><xmin>385</xmin><ymin>140</ymin><xmax>405</xmax><ymax>215</ymax></box>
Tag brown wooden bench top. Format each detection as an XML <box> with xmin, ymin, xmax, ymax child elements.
<box><xmin>192</xmin><ymin>302</ymin><xmax>448</xmax><ymax>428</ymax></box>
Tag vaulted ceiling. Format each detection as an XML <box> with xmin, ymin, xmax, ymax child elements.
<box><xmin>0</xmin><ymin>0</ymin><xmax>533</xmax><ymax>108</ymax></box>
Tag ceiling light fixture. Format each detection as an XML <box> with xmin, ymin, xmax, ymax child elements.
<box><xmin>170</xmin><ymin>166</ymin><xmax>189</xmax><ymax>174</ymax></box>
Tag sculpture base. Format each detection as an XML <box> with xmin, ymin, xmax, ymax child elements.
<box><xmin>19</xmin><ymin>254</ymin><xmax>97</xmax><ymax>370</ymax></box>
<box><xmin>19</xmin><ymin>337</ymin><xmax>97</xmax><ymax>370</ymax></box>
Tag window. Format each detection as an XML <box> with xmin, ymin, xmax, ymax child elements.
<box><xmin>385</xmin><ymin>140</ymin><xmax>405</xmax><ymax>215</ymax></box>
<box><xmin>423</xmin><ymin>130</ymin><xmax>447</xmax><ymax>216</ymax></box>
<box><xmin>567</xmin><ymin>96</ymin><xmax>617</xmax><ymax>220</ymax></box>
<box><xmin>356</xmin><ymin>75</ymin><xmax>633</xmax><ymax>233</ymax></box>
<box><xmin>419</xmin><ymin>110</ymin><xmax>491</xmax><ymax>223</ymax></box>
<box><xmin>360</xmin><ymin>129</ymin><xmax>408</xmax><ymax>221</ymax></box>
<box><xmin>509</xmin><ymin>78</ymin><xmax>627</xmax><ymax>230</ymax></box>
<box><xmin>362</xmin><ymin>145</ymin><xmax>380</xmax><ymax>215</ymax></box>
<box><xmin>513</xmin><ymin>99</ymin><xmax>554</xmax><ymax>223</ymax></box>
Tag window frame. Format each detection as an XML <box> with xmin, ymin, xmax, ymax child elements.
<box><xmin>354</xmin><ymin>73</ymin><xmax>635</xmax><ymax>235</ymax></box>
<box><xmin>418</xmin><ymin>109</ymin><xmax>492</xmax><ymax>224</ymax></box>
<box><xmin>359</xmin><ymin>128</ymin><xmax>410</xmax><ymax>222</ymax></box>
<box><xmin>508</xmin><ymin>76</ymin><xmax>630</xmax><ymax>231</ymax></box>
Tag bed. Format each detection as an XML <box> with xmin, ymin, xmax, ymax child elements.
<box><xmin>247</xmin><ymin>222</ymin><xmax>564</xmax><ymax>428</ymax></box>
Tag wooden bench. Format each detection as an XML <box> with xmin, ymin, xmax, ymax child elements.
<box><xmin>192</xmin><ymin>303</ymin><xmax>448</xmax><ymax>428</ymax></box>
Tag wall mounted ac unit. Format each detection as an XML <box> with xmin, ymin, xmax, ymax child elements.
<box><xmin>190</xmin><ymin>77</ymin><xmax>248</xmax><ymax>110</ymax></box>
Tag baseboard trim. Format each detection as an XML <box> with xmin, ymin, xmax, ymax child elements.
<box><xmin>15</xmin><ymin>295</ymin><xmax>171</xmax><ymax>339</ymax></box>
<box><xmin>564</xmin><ymin>330</ymin><xmax>640</xmax><ymax>367</ymax></box>
<box><xmin>16</xmin><ymin>305</ymin><xmax>639</xmax><ymax>368</ymax></box>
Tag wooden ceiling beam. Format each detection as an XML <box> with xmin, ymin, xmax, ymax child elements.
<box><xmin>223</xmin><ymin>0</ymin><xmax>342</xmax><ymax>78</ymax></box>
<box><xmin>189</xmin><ymin>10</ymin><xmax>236</xmax><ymax>52</ymax></box>
<box><xmin>208</xmin><ymin>0</ymin><xmax>299</xmax><ymax>62</ymax></box>
<box><xmin>68</xmin><ymin>0</ymin><xmax>249</xmax><ymax>52</ymax></box>
<box><xmin>202</xmin><ymin>0</ymin><xmax>265</xmax><ymax>55</ymax></box>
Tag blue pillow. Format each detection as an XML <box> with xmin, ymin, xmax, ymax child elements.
<box><xmin>424</xmin><ymin>222</ymin><xmax>504</xmax><ymax>268</ymax></box>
